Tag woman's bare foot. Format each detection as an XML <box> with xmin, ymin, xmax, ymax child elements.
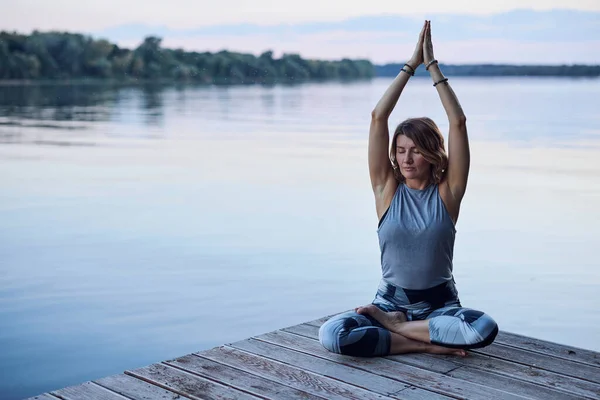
<box><xmin>355</xmin><ymin>304</ymin><xmax>407</xmax><ymax>333</ymax></box>
<box><xmin>426</xmin><ymin>345</ymin><xmax>468</xmax><ymax>357</ymax></box>
<box><xmin>356</xmin><ymin>304</ymin><xmax>467</xmax><ymax>357</ymax></box>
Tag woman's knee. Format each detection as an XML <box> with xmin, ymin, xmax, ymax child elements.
<box><xmin>429</xmin><ymin>309</ymin><xmax>499</xmax><ymax>349</ymax></box>
<box><xmin>318</xmin><ymin>313</ymin><xmax>353</xmax><ymax>354</ymax></box>
<box><xmin>471</xmin><ymin>312</ymin><xmax>499</xmax><ymax>348</ymax></box>
<box><xmin>460</xmin><ymin>310</ymin><xmax>499</xmax><ymax>348</ymax></box>
<box><xmin>318</xmin><ymin>312</ymin><xmax>390</xmax><ymax>356</ymax></box>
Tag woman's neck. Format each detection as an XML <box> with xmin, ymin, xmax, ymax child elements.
<box><xmin>404</xmin><ymin>178</ymin><xmax>431</xmax><ymax>190</ymax></box>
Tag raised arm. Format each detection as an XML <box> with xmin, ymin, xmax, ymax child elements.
<box><xmin>423</xmin><ymin>20</ymin><xmax>469</xmax><ymax>203</ymax></box>
<box><xmin>369</xmin><ymin>22</ymin><xmax>426</xmax><ymax>216</ymax></box>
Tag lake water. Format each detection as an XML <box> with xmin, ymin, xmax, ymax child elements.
<box><xmin>1</xmin><ymin>77</ymin><xmax>599</xmax><ymax>399</ymax></box>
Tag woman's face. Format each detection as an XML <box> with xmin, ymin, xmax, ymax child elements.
<box><xmin>395</xmin><ymin>135</ymin><xmax>430</xmax><ymax>181</ymax></box>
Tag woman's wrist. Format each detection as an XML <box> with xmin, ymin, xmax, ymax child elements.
<box><xmin>425</xmin><ymin>59</ymin><xmax>438</xmax><ymax>70</ymax></box>
<box><xmin>406</xmin><ymin>59</ymin><xmax>418</xmax><ymax>71</ymax></box>
<box><xmin>427</xmin><ymin>63</ymin><xmax>443</xmax><ymax>78</ymax></box>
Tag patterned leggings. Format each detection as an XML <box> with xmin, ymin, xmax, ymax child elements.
<box><xmin>319</xmin><ymin>279</ymin><xmax>499</xmax><ymax>357</ymax></box>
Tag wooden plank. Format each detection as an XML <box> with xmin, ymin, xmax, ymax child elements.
<box><xmin>23</xmin><ymin>394</ymin><xmax>60</xmax><ymax>400</ymax></box>
<box><xmin>495</xmin><ymin>331</ymin><xmax>600</xmax><ymax>369</ymax></box>
<box><xmin>306</xmin><ymin>315</ymin><xmax>335</xmax><ymax>327</ymax></box>
<box><xmin>231</xmin><ymin>337</ymin><xmax>410</xmax><ymax>395</ymax></box>
<box><xmin>423</xmin><ymin>350</ymin><xmax>600</xmax><ymax>400</ymax></box>
<box><xmin>304</xmin><ymin>312</ymin><xmax>350</xmax><ymax>328</ymax></box>
<box><xmin>52</xmin><ymin>381</ymin><xmax>129</xmax><ymax>400</ymax></box>
<box><xmin>286</xmin><ymin>322</ymin><xmax>600</xmax><ymax>400</ymax></box>
<box><xmin>260</xmin><ymin>327</ymin><xmax>526</xmax><ymax>400</ymax></box>
<box><xmin>95</xmin><ymin>373</ymin><xmax>191</xmax><ymax>400</ymax></box>
<box><xmin>390</xmin><ymin>386</ymin><xmax>456</xmax><ymax>400</ymax></box>
<box><xmin>281</xmin><ymin>324</ymin><xmax>460</xmax><ymax>373</ymax></box>
<box><xmin>474</xmin><ymin>343</ymin><xmax>600</xmax><ymax>384</ymax></box>
<box><xmin>126</xmin><ymin>363</ymin><xmax>260</xmax><ymax>400</ymax></box>
<box><xmin>448</xmin><ymin>366</ymin><xmax>584</xmax><ymax>400</ymax></box>
<box><xmin>250</xmin><ymin>332</ymin><xmax>453</xmax><ymax>400</ymax></box>
<box><xmin>197</xmin><ymin>346</ymin><xmax>393</xmax><ymax>400</ymax></box>
<box><xmin>165</xmin><ymin>354</ymin><xmax>326</xmax><ymax>400</ymax></box>
<box><xmin>284</xmin><ymin>323</ymin><xmax>324</xmax><ymax>338</ymax></box>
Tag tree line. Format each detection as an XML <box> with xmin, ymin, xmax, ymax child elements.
<box><xmin>1</xmin><ymin>31</ymin><xmax>598</xmax><ymax>82</ymax></box>
<box><xmin>0</xmin><ymin>31</ymin><xmax>375</xmax><ymax>83</ymax></box>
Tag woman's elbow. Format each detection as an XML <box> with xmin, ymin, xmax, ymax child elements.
<box><xmin>451</xmin><ymin>115</ymin><xmax>467</xmax><ymax>127</ymax></box>
<box><xmin>371</xmin><ymin>109</ymin><xmax>388</xmax><ymax>121</ymax></box>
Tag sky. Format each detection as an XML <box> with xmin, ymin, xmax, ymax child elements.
<box><xmin>2</xmin><ymin>0</ymin><xmax>600</xmax><ymax>63</ymax></box>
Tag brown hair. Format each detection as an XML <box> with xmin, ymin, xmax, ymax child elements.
<box><xmin>390</xmin><ymin>117</ymin><xmax>448</xmax><ymax>184</ymax></box>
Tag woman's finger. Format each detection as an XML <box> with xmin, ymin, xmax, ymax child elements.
<box><xmin>418</xmin><ymin>21</ymin><xmax>426</xmax><ymax>42</ymax></box>
<box><xmin>428</xmin><ymin>20</ymin><xmax>432</xmax><ymax>41</ymax></box>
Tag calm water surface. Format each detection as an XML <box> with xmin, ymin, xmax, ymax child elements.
<box><xmin>1</xmin><ymin>78</ymin><xmax>599</xmax><ymax>399</ymax></box>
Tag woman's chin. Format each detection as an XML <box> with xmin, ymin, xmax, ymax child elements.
<box><xmin>403</xmin><ymin>171</ymin><xmax>429</xmax><ymax>182</ymax></box>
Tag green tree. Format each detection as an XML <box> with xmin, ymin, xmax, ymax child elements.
<box><xmin>0</xmin><ymin>30</ymin><xmax>378</xmax><ymax>82</ymax></box>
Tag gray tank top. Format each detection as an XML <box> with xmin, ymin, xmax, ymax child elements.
<box><xmin>377</xmin><ymin>183</ymin><xmax>456</xmax><ymax>290</ymax></box>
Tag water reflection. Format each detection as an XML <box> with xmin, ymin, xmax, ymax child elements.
<box><xmin>140</xmin><ymin>84</ymin><xmax>164</xmax><ymax>126</ymax></box>
<box><xmin>0</xmin><ymin>83</ymin><xmax>170</xmax><ymax>122</ymax></box>
<box><xmin>1</xmin><ymin>78</ymin><xmax>599</xmax><ymax>147</ymax></box>
<box><xmin>0</xmin><ymin>84</ymin><xmax>116</xmax><ymax>120</ymax></box>
<box><xmin>0</xmin><ymin>83</ymin><xmax>172</xmax><ymax>144</ymax></box>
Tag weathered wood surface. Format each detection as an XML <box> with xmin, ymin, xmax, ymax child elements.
<box><xmin>494</xmin><ymin>331</ymin><xmax>600</xmax><ymax>368</ymax></box>
<box><xmin>166</xmin><ymin>354</ymin><xmax>324</xmax><ymax>400</ymax></box>
<box><xmin>27</xmin><ymin>312</ymin><xmax>600</xmax><ymax>400</ymax></box>
<box><xmin>24</xmin><ymin>395</ymin><xmax>60</xmax><ymax>400</ymax></box>
<box><xmin>199</xmin><ymin>346</ymin><xmax>391</xmax><ymax>400</ymax></box>
<box><xmin>95</xmin><ymin>373</ymin><xmax>192</xmax><ymax>400</ymax></box>
<box><xmin>53</xmin><ymin>382</ymin><xmax>130</xmax><ymax>399</ymax></box>
<box><xmin>126</xmin><ymin>363</ymin><xmax>259</xmax><ymax>399</ymax></box>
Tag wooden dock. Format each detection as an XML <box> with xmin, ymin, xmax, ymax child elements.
<box><xmin>27</xmin><ymin>313</ymin><xmax>600</xmax><ymax>400</ymax></box>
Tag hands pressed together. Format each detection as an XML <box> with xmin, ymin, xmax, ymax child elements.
<box><xmin>407</xmin><ymin>20</ymin><xmax>435</xmax><ymax>71</ymax></box>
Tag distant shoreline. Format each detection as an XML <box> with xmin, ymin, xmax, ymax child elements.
<box><xmin>2</xmin><ymin>31</ymin><xmax>599</xmax><ymax>83</ymax></box>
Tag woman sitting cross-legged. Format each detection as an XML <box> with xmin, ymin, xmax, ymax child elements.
<box><xmin>319</xmin><ymin>20</ymin><xmax>499</xmax><ymax>357</ymax></box>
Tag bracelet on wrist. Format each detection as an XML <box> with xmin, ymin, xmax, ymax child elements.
<box><xmin>425</xmin><ymin>59</ymin><xmax>438</xmax><ymax>70</ymax></box>
<box><xmin>433</xmin><ymin>77</ymin><xmax>449</xmax><ymax>87</ymax></box>
<box><xmin>402</xmin><ymin>63</ymin><xmax>415</xmax><ymax>76</ymax></box>
<box><xmin>401</xmin><ymin>67</ymin><xmax>414</xmax><ymax>76</ymax></box>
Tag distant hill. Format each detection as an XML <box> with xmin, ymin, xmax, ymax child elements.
<box><xmin>375</xmin><ymin>64</ymin><xmax>600</xmax><ymax>77</ymax></box>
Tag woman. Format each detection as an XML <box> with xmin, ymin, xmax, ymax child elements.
<box><xmin>319</xmin><ymin>21</ymin><xmax>498</xmax><ymax>357</ymax></box>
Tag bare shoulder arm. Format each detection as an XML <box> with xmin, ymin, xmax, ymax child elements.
<box><xmin>446</xmin><ymin>117</ymin><xmax>470</xmax><ymax>203</ymax></box>
<box><xmin>432</xmin><ymin>72</ymin><xmax>469</xmax><ymax>206</ymax></box>
<box><xmin>369</xmin><ymin>68</ymin><xmax>414</xmax><ymax>218</ymax></box>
